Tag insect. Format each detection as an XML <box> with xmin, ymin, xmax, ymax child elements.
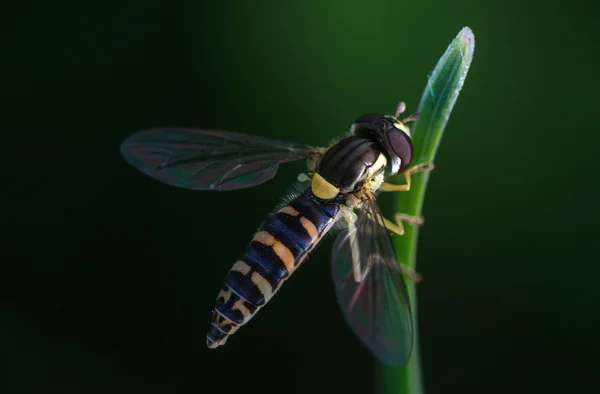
<box><xmin>120</xmin><ymin>101</ymin><xmax>434</xmax><ymax>366</ymax></box>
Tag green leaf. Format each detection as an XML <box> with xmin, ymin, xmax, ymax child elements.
<box><xmin>377</xmin><ymin>27</ymin><xmax>475</xmax><ymax>394</ymax></box>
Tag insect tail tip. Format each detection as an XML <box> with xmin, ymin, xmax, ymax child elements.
<box><xmin>206</xmin><ymin>338</ymin><xmax>219</xmax><ymax>349</ymax></box>
<box><xmin>206</xmin><ymin>334</ymin><xmax>229</xmax><ymax>349</ymax></box>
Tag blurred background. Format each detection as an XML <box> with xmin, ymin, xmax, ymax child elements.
<box><xmin>3</xmin><ymin>1</ymin><xmax>599</xmax><ymax>393</ymax></box>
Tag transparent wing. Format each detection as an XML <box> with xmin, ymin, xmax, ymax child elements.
<box><xmin>120</xmin><ymin>128</ymin><xmax>317</xmax><ymax>191</ymax></box>
<box><xmin>331</xmin><ymin>194</ymin><xmax>413</xmax><ymax>367</ymax></box>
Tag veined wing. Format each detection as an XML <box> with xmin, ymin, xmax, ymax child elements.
<box><xmin>120</xmin><ymin>128</ymin><xmax>317</xmax><ymax>191</ymax></box>
<box><xmin>331</xmin><ymin>194</ymin><xmax>413</xmax><ymax>367</ymax></box>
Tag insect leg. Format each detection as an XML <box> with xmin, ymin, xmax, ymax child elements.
<box><xmin>398</xmin><ymin>263</ymin><xmax>422</xmax><ymax>283</ymax></box>
<box><xmin>371</xmin><ymin>213</ymin><xmax>423</xmax><ymax>237</ymax></box>
<box><xmin>395</xmin><ymin>213</ymin><xmax>424</xmax><ymax>228</ymax></box>
<box><xmin>378</xmin><ymin>162</ymin><xmax>435</xmax><ymax>192</ymax></box>
<box><xmin>340</xmin><ymin>207</ymin><xmax>370</xmax><ymax>283</ymax></box>
<box><xmin>366</xmin><ymin>213</ymin><xmax>422</xmax><ymax>282</ymax></box>
<box><xmin>389</xmin><ymin>213</ymin><xmax>423</xmax><ymax>282</ymax></box>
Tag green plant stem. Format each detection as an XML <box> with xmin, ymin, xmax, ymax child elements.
<box><xmin>378</xmin><ymin>27</ymin><xmax>475</xmax><ymax>394</ymax></box>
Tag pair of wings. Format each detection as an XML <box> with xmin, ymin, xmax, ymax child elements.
<box><xmin>121</xmin><ymin>128</ymin><xmax>413</xmax><ymax>367</ymax></box>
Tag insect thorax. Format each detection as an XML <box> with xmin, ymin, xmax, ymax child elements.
<box><xmin>312</xmin><ymin>136</ymin><xmax>387</xmax><ymax>201</ymax></box>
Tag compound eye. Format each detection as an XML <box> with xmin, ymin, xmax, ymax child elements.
<box><xmin>386</xmin><ymin>128</ymin><xmax>413</xmax><ymax>170</ymax></box>
<box><xmin>354</xmin><ymin>113</ymin><xmax>384</xmax><ymax>124</ymax></box>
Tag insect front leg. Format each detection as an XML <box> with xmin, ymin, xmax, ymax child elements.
<box><xmin>378</xmin><ymin>162</ymin><xmax>435</xmax><ymax>192</ymax></box>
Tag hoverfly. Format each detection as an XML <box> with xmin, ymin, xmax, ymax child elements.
<box><xmin>120</xmin><ymin>101</ymin><xmax>433</xmax><ymax>367</ymax></box>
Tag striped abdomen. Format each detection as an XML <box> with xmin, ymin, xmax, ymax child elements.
<box><xmin>206</xmin><ymin>188</ymin><xmax>340</xmax><ymax>348</ymax></box>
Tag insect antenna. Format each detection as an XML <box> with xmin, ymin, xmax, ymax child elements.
<box><xmin>400</xmin><ymin>113</ymin><xmax>420</xmax><ymax>124</ymax></box>
<box><xmin>393</xmin><ymin>101</ymin><xmax>419</xmax><ymax>124</ymax></box>
<box><xmin>394</xmin><ymin>101</ymin><xmax>407</xmax><ymax>118</ymax></box>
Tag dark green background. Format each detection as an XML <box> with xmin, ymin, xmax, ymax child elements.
<box><xmin>3</xmin><ymin>1</ymin><xmax>599</xmax><ymax>393</ymax></box>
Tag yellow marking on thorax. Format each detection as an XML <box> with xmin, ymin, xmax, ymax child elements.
<box><xmin>299</xmin><ymin>217</ymin><xmax>318</xmax><ymax>240</ymax></box>
<box><xmin>278</xmin><ymin>206</ymin><xmax>300</xmax><ymax>216</ymax></box>
<box><xmin>251</xmin><ymin>272</ymin><xmax>274</xmax><ymax>302</ymax></box>
<box><xmin>311</xmin><ymin>172</ymin><xmax>339</xmax><ymax>200</ymax></box>
<box><xmin>366</xmin><ymin>153</ymin><xmax>387</xmax><ymax>178</ymax></box>
<box><xmin>357</xmin><ymin>153</ymin><xmax>387</xmax><ymax>193</ymax></box>
<box><xmin>253</xmin><ymin>231</ymin><xmax>295</xmax><ymax>272</ymax></box>
<box><xmin>231</xmin><ymin>260</ymin><xmax>252</xmax><ymax>275</ymax></box>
